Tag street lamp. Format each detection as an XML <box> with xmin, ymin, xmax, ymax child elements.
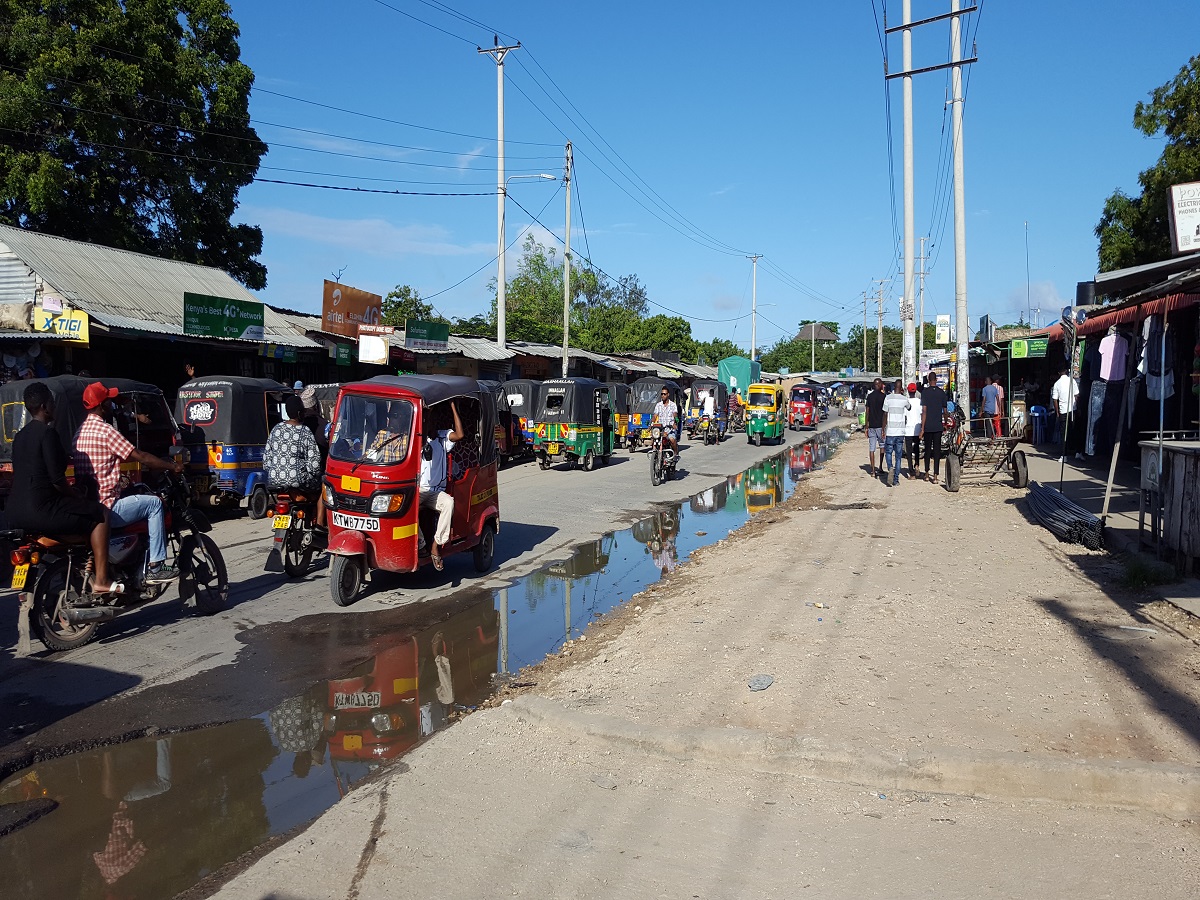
<box><xmin>497</xmin><ymin>173</ymin><xmax>557</xmax><ymax>350</ymax></box>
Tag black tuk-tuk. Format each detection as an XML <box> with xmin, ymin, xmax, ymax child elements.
<box><xmin>627</xmin><ymin>377</ymin><xmax>684</xmax><ymax>451</ymax></box>
<box><xmin>175</xmin><ymin>377</ymin><xmax>292</xmax><ymax>518</ymax></box>
<box><xmin>0</xmin><ymin>375</ymin><xmax>177</xmax><ymax>507</ymax></box>
<box><xmin>532</xmin><ymin>378</ymin><xmax>614</xmax><ymax>471</ymax></box>
<box><xmin>685</xmin><ymin>377</ymin><xmax>729</xmax><ymax>439</ymax></box>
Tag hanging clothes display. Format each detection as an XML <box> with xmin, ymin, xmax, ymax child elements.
<box><xmin>1085</xmin><ymin>380</ymin><xmax>1106</xmax><ymax>456</ymax></box>
<box><xmin>1098</xmin><ymin>331</ymin><xmax>1128</xmax><ymax>381</ymax></box>
<box><xmin>1140</xmin><ymin>315</ymin><xmax>1175</xmax><ymax>401</ymax></box>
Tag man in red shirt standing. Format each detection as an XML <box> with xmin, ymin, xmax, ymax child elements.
<box><xmin>72</xmin><ymin>383</ymin><xmax>185</xmax><ymax>583</ymax></box>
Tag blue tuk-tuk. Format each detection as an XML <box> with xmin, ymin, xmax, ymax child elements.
<box><xmin>175</xmin><ymin>376</ymin><xmax>292</xmax><ymax>518</ymax></box>
<box><xmin>626</xmin><ymin>377</ymin><xmax>683</xmax><ymax>451</ymax></box>
<box><xmin>684</xmin><ymin>378</ymin><xmax>728</xmax><ymax>441</ymax></box>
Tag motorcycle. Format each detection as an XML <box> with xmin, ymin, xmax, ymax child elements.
<box><xmin>2</xmin><ymin>452</ymin><xmax>229</xmax><ymax>652</ymax></box>
<box><xmin>648</xmin><ymin>423</ymin><xmax>677</xmax><ymax>485</ymax></box>
<box><xmin>728</xmin><ymin>405</ymin><xmax>746</xmax><ymax>432</ymax></box>
<box><xmin>264</xmin><ymin>491</ymin><xmax>325</xmax><ymax>577</ymax></box>
<box><xmin>698</xmin><ymin>414</ymin><xmax>719</xmax><ymax>446</ymax></box>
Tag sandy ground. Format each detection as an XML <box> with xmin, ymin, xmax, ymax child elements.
<box><xmin>207</xmin><ymin>433</ymin><xmax>1200</xmax><ymax>899</ymax></box>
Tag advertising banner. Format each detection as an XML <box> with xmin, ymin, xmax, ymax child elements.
<box><xmin>358</xmin><ymin>323</ymin><xmax>395</xmax><ymax>365</ymax></box>
<box><xmin>183</xmin><ymin>292</ymin><xmax>264</xmax><ymax>341</ymax></box>
<box><xmin>323</xmin><ymin>280</ymin><xmax>382</xmax><ymax>338</ymax></box>
<box><xmin>935</xmin><ymin>314</ymin><xmax>951</xmax><ymax>344</ymax></box>
<box><xmin>33</xmin><ymin>307</ymin><xmax>89</xmax><ymax>343</ymax></box>
<box><xmin>336</xmin><ymin>344</ymin><xmax>353</xmax><ymax>366</ymax></box>
<box><xmin>404</xmin><ymin>319</ymin><xmax>450</xmax><ymax>351</ymax></box>
<box><xmin>1168</xmin><ymin>181</ymin><xmax>1200</xmax><ymax>255</ymax></box>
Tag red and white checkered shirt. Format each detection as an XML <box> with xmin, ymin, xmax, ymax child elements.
<box><xmin>72</xmin><ymin>413</ymin><xmax>135</xmax><ymax>508</ymax></box>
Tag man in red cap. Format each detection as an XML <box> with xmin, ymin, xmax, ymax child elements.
<box><xmin>72</xmin><ymin>382</ymin><xmax>185</xmax><ymax>583</ymax></box>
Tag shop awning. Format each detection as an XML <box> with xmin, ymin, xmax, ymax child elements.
<box><xmin>1077</xmin><ymin>292</ymin><xmax>1200</xmax><ymax>336</ymax></box>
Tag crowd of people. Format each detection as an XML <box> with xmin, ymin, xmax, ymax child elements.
<box><xmin>863</xmin><ymin>373</ymin><xmax>952</xmax><ymax>487</ymax></box>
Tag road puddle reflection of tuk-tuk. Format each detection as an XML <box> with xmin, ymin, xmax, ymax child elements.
<box><xmin>788</xmin><ymin>442</ymin><xmax>815</xmax><ymax>479</ymax></box>
<box><xmin>315</xmin><ymin>600</ymin><xmax>499</xmax><ymax>761</ymax></box>
<box><xmin>689</xmin><ymin>479</ymin><xmax>730</xmax><ymax>514</ymax></box>
<box><xmin>175</xmin><ymin>376</ymin><xmax>292</xmax><ymax>518</ymax></box>
<box><xmin>532</xmin><ymin>378</ymin><xmax>614</xmax><ymax>471</ymax></box>
<box><xmin>745</xmin><ymin>457</ymin><xmax>785</xmax><ymax>515</ymax></box>
<box><xmin>323</xmin><ymin>376</ymin><xmax>499</xmax><ymax>606</ymax></box>
<box><xmin>0</xmin><ymin>375</ymin><xmax>178</xmax><ymax>506</ymax></box>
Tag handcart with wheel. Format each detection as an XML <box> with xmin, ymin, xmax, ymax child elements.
<box><xmin>942</xmin><ymin>409</ymin><xmax>1029</xmax><ymax>493</ymax></box>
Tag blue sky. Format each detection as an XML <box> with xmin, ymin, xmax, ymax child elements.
<box><xmin>229</xmin><ymin>1</ymin><xmax>1200</xmax><ymax>350</ymax></box>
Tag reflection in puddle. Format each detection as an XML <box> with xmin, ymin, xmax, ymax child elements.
<box><xmin>0</xmin><ymin>428</ymin><xmax>846</xmax><ymax>898</ymax></box>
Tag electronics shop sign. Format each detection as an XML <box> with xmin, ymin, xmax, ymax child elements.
<box><xmin>183</xmin><ymin>292</ymin><xmax>265</xmax><ymax>341</ymax></box>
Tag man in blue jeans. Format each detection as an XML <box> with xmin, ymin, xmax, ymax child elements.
<box><xmin>72</xmin><ymin>382</ymin><xmax>185</xmax><ymax>584</ymax></box>
<box><xmin>881</xmin><ymin>379</ymin><xmax>910</xmax><ymax>487</ymax></box>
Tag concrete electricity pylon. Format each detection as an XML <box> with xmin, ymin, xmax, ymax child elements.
<box><xmin>479</xmin><ymin>39</ymin><xmax>521</xmax><ymax>351</ymax></box>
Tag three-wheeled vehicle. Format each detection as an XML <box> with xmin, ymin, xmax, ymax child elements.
<box><xmin>481</xmin><ymin>380</ymin><xmax>533</xmax><ymax>467</ymax></box>
<box><xmin>176</xmin><ymin>376</ymin><xmax>292</xmax><ymax>518</ymax></box>
<box><xmin>788</xmin><ymin>384</ymin><xmax>820</xmax><ymax>430</ymax></box>
<box><xmin>610</xmin><ymin>382</ymin><xmax>632</xmax><ymax>448</ymax></box>
<box><xmin>626</xmin><ymin>377</ymin><xmax>684</xmax><ymax>451</ymax></box>
<box><xmin>322</xmin><ymin>375</ymin><xmax>500</xmax><ymax>606</ymax></box>
<box><xmin>746</xmin><ymin>456</ymin><xmax>785</xmax><ymax>515</ymax></box>
<box><xmin>686</xmin><ymin>378</ymin><xmax>728</xmax><ymax>443</ymax></box>
<box><xmin>502</xmin><ymin>379</ymin><xmax>541</xmax><ymax>448</ymax></box>
<box><xmin>744</xmin><ymin>383</ymin><xmax>786</xmax><ymax>446</ymax></box>
<box><xmin>0</xmin><ymin>375</ymin><xmax>179</xmax><ymax>507</ymax></box>
<box><xmin>532</xmin><ymin>378</ymin><xmax>614</xmax><ymax>471</ymax></box>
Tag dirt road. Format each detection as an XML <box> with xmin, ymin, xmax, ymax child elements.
<box><xmin>210</xmin><ymin>432</ymin><xmax>1200</xmax><ymax>898</ymax></box>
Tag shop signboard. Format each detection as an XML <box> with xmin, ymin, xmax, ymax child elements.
<box><xmin>322</xmin><ymin>280</ymin><xmax>382</xmax><ymax>338</ymax></box>
<box><xmin>1168</xmin><ymin>181</ymin><xmax>1200</xmax><ymax>255</ymax></box>
<box><xmin>1027</xmin><ymin>337</ymin><xmax>1048</xmax><ymax>358</ymax></box>
<box><xmin>33</xmin><ymin>307</ymin><xmax>89</xmax><ymax>343</ymax></box>
<box><xmin>935</xmin><ymin>314</ymin><xmax>951</xmax><ymax>344</ymax></box>
<box><xmin>336</xmin><ymin>344</ymin><xmax>353</xmax><ymax>366</ymax></box>
<box><xmin>404</xmin><ymin>319</ymin><xmax>450</xmax><ymax>351</ymax></box>
<box><xmin>358</xmin><ymin>324</ymin><xmax>395</xmax><ymax>364</ymax></box>
<box><xmin>183</xmin><ymin>292</ymin><xmax>264</xmax><ymax>341</ymax></box>
<box><xmin>260</xmin><ymin>343</ymin><xmax>297</xmax><ymax>363</ymax></box>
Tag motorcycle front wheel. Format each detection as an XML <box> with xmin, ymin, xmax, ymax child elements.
<box><xmin>650</xmin><ymin>449</ymin><xmax>661</xmax><ymax>486</ymax></box>
<box><xmin>31</xmin><ymin>559</ymin><xmax>98</xmax><ymax>652</ymax></box>
<box><xmin>181</xmin><ymin>533</ymin><xmax>230</xmax><ymax>614</ymax></box>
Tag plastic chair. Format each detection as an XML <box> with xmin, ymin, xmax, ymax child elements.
<box><xmin>1029</xmin><ymin>405</ymin><xmax>1047</xmax><ymax>445</ymax></box>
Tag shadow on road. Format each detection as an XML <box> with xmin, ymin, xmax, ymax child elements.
<box><xmin>0</xmin><ymin>660</ymin><xmax>141</xmax><ymax>754</ymax></box>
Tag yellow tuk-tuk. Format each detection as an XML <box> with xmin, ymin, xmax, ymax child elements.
<box><xmin>744</xmin><ymin>383</ymin><xmax>786</xmax><ymax>447</ymax></box>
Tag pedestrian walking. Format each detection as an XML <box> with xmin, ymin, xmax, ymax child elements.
<box><xmin>981</xmin><ymin>376</ymin><xmax>999</xmax><ymax>438</ymax></box>
<box><xmin>903</xmin><ymin>381</ymin><xmax>922</xmax><ymax>478</ymax></box>
<box><xmin>1050</xmin><ymin>367</ymin><xmax>1078</xmax><ymax>458</ymax></box>
<box><xmin>864</xmin><ymin>378</ymin><xmax>886</xmax><ymax>478</ymax></box>
<box><xmin>881</xmin><ymin>379</ymin><xmax>910</xmax><ymax>487</ymax></box>
<box><xmin>920</xmin><ymin>372</ymin><xmax>949</xmax><ymax>485</ymax></box>
<box><xmin>994</xmin><ymin>378</ymin><xmax>1005</xmax><ymax>435</ymax></box>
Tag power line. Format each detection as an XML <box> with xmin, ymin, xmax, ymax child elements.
<box><xmin>365</xmin><ymin>0</ymin><xmax>477</xmax><ymax>45</ymax></box>
<box><xmin>253</xmin><ymin>178</ymin><xmax>496</xmax><ymax>196</ymax></box>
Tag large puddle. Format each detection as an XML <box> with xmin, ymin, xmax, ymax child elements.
<box><xmin>0</xmin><ymin>428</ymin><xmax>847</xmax><ymax>898</ymax></box>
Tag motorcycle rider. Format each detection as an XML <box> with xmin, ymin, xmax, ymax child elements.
<box><xmin>264</xmin><ymin>395</ymin><xmax>326</xmax><ymax>529</ymax></box>
<box><xmin>72</xmin><ymin>382</ymin><xmax>184</xmax><ymax>584</ymax></box>
<box><xmin>7</xmin><ymin>382</ymin><xmax>120</xmax><ymax>593</ymax></box>
<box><xmin>652</xmin><ymin>387</ymin><xmax>680</xmax><ymax>457</ymax></box>
<box><xmin>726</xmin><ymin>388</ymin><xmax>744</xmax><ymax>428</ymax></box>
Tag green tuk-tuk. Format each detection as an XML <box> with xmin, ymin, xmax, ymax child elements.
<box><xmin>744</xmin><ymin>382</ymin><xmax>786</xmax><ymax>446</ymax></box>
<box><xmin>532</xmin><ymin>378</ymin><xmax>614</xmax><ymax>471</ymax></box>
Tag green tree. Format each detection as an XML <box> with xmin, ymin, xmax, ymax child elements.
<box><xmin>690</xmin><ymin>337</ymin><xmax>744</xmax><ymax>366</ymax></box>
<box><xmin>638</xmin><ymin>314</ymin><xmax>695</xmax><ymax>359</ymax></box>
<box><xmin>1096</xmin><ymin>54</ymin><xmax>1200</xmax><ymax>273</ymax></box>
<box><xmin>0</xmin><ymin>1</ymin><xmax>269</xmax><ymax>287</ymax></box>
<box><xmin>381</xmin><ymin>284</ymin><xmax>443</xmax><ymax>327</ymax></box>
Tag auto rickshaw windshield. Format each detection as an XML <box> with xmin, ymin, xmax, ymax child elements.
<box><xmin>748</xmin><ymin>391</ymin><xmax>775</xmax><ymax>407</ymax></box>
<box><xmin>330</xmin><ymin>395</ymin><xmax>415</xmax><ymax>463</ymax></box>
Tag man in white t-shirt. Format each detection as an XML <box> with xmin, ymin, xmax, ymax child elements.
<box><xmin>881</xmin><ymin>380</ymin><xmax>911</xmax><ymax>487</ymax></box>
<box><xmin>903</xmin><ymin>382</ymin><xmax>923</xmax><ymax>479</ymax></box>
<box><xmin>1050</xmin><ymin>367</ymin><xmax>1078</xmax><ymax>453</ymax></box>
<box><xmin>419</xmin><ymin>400</ymin><xmax>464</xmax><ymax>570</ymax></box>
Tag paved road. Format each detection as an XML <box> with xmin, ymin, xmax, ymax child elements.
<box><xmin>0</xmin><ymin>418</ymin><xmax>847</xmax><ymax>764</ymax></box>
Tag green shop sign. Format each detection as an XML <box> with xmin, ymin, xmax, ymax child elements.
<box><xmin>404</xmin><ymin>319</ymin><xmax>450</xmax><ymax>351</ymax></box>
<box><xmin>336</xmin><ymin>344</ymin><xmax>353</xmax><ymax>366</ymax></box>
<box><xmin>184</xmin><ymin>292</ymin><xmax>265</xmax><ymax>341</ymax></box>
<box><xmin>1010</xmin><ymin>337</ymin><xmax>1049</xmax><ymax>360</ymax></box>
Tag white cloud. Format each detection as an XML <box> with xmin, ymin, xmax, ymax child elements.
<box><xmin>998</xmin><ymin>279</ymin><xmax>1065</xmax><ymax>325</ymax></box>
<box><xmin>246</xmin><ymin>206</ymin><xmax>492</xmax><ymax>258</ymax></box>
<box><xmin>709</xmin><ymin>184</ymin><xmax>735</xmax><ymax>197</ymax></box>
<box><xmin>455</xmin><ymin>144</ymin><xmax>487</xmax><ymax>170</ymax></box>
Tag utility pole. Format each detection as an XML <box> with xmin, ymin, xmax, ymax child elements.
<box><xmin>884</xmin><ymin>2</ymin><xmax>977</xmax><ymax>403</ymax></box>
<box><xmin>479</xmin><ymin>39</ymin><xmax>521</xmax><ymax>351</ymax></box>
<box><xmin>900</xmin><ymin>0</ymin><xmax>917</xmax><ymax>387</ymax></box>
<box><xmin>748</xmin><ymin>254</ymin><xmax>762</xmax><ymax>361</ymax></box>
<box><xmin>862</xmin><ymin>292</ymin><xmax>868</xmax><ymax>370</ymax></box>
<box><xmin>917</xmin><ymin>236</ymin><xmax>928</xmax><ymax>362</ymax></box>
<box><xmin>950</xmin><ymin>0</ymin><xmax>970</xmax><ymax>411</ymax></box>
<box><xmin>874</xmin><ymin>279</ymin><xmax>887</xmax><ymax>375</ymax></box>
<box><xmin>561</xmin><ymin>141</ymin><xmax>572</xmax><ymax>378</ymax></box>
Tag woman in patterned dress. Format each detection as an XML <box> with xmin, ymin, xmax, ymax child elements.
<box><xmin>263</xmin><ymin>395</ymin><xmax>326</xmax><ymax>528</ymax></box>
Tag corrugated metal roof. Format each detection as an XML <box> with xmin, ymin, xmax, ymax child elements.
<box><xmin>0</xmin><ymin>224</ymin><xmax>317</xmax><ymax>347</ymax></box>
<box><xmin>0</xmin><ymin>331</ymin><xmax>58</xmax><ymax>340</ymax></box>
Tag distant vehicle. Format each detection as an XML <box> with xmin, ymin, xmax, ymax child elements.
<box><xmin>788</xmin><ymin>385</ymin><xmax>820</xmax><ymax>430</ymax></box>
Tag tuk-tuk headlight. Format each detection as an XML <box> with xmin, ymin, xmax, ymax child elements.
<box><xmin>370</xmin><ymin>488</ymin><xmax>414</xmax><ymax>516</ymax></box>
<box><xmin>323</xmin><ymin>482</ymin><xmax>336</xmax><ymax>509</ymax></box>
<box><xmin>371</xmin><ymin>713</ymin><xmax>400</xmax><ymax>733</ymax></box>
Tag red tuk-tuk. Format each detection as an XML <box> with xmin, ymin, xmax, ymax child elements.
<box><xmin>788</xmin><ymin>384</ymin><xmax>820</xmax><ymax>430</ymax></box>
<box><xmin>323</xmin><ymin>375</ymin><xmax>500</xmax><ymax>607</ymax></box>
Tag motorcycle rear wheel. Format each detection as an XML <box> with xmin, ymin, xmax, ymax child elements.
<box><xmin>283</xmin><ymin>527</ymin><xmax>315</xmax><ymax>577</ymax></box>
<box><xmin>31</xmin><ymin>559</ymin><xmax>98</xmax><ymax>652</ymax></box>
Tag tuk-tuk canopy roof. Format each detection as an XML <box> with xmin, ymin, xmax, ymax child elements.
<box><xmin>609</xmin><ymin>381</ymin><xmax>631</xmax><ymax>414</ymax></box>
<box><xmin>689</xmin><ymin>378</ymin><xmax>728</xmax><ymax>405</ymax></box>
<box><xmin>536</xmin><ymin>378</ymin><xmax>610</xmax><ymax>423</ymax></box>
<box><xmin>176</xmin><ymin>376</ymin><xmax>290</xmax><ymax>445</ymax></box>
<box><xmin>0</xmin><ymin>375</ymin><xmax>167</xmax><ymax>462</ymax></box>
<box><xmin>629</xmin><ymin>377</ymin><xmax>683</xmax><ymax>413</ymax></box>
<box><xmin>501</xmin><ymin>379</ymin><xmax>541</xmax><ymax>413</ymax></box>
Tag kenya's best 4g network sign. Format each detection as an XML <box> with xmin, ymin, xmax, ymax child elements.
<box><xmin>183</xmin><ymin>292</ymin><xmax>265</xmax><ymax>341</ymax></box>
<box><xmin>322</xmin><ymin>280</ymin><xmax>382</xmax><ymax>338</ymax></box>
